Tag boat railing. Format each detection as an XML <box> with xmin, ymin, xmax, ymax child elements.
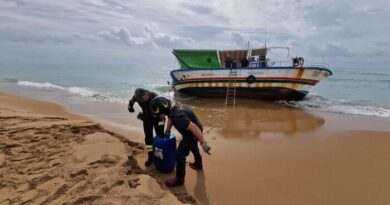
<box><xmin>266</xmin><ymin>60</ymin><xmax>291</xmax><ymax>67</ymax></box>
<box><xmin>304</xmin><ymin>62</ymin><xmax>330</xmax><ymax>68</ymax></box>
<box><xmin>253</xmin><ymin>60</ymin><xmax>329</xmax><ymax>68</ymax></box>
<box><xmin>250</xmin><ymin>60</ymin><xmax>290</xmax><ymax>67</ymax></box>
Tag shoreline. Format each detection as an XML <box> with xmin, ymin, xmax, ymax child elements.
<box><xmin>0</xmin><ymin>92</ymin><xmax>194</xmax><ymax>204</ymax></box>
<box><xmin>1</xmin><ymin>90</ymin><xmax>390</xmax><ymax>204</ymax></box>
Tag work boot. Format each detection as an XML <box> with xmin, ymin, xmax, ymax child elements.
<box><xmin>145</xmin><ymin>152</ymin><xmax>153</xmax><ymax>167</ymax></box>
<box><xmin>189</xmin><ymin>162</ymin><xmax>203</xmax><ymax>170</ymax></box>
<box><xmin>165</xmin><ymin>177</ymin><xmax>184</xmax><ymax>187</ymax></box>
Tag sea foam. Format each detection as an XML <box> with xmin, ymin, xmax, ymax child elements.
<box><xmin>15</xmin><ymin>80</ymin><xmax>390</xmax><ymax>118</ymax></box>
<box><xmin>281</xmin><ymin>93</ymin><xmax>390</xmax><ymax>118</ymax></box>
<box><xmin>16</xmin><ymin>80</ymin><xmax>125</xmax><ymax>103</ymax></box>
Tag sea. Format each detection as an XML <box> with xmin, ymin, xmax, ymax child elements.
<box><xmin>0</xmin><ymin>64</ymin><xmax>389</xmax><ymax>118</ymax></box>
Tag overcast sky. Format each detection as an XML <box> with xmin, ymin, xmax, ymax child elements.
<box><xmin>0</xmin><ymin>0</ymin><xmax>389</xmax><ymax>69</ymax></box>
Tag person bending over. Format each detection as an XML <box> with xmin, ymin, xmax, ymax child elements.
<box><xmin>150</xmin><ymin>97</ymin><xmax>211</xmax><ymax>187</ymax></box>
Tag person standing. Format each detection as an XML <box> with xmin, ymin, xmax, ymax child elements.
<box><xmin>128</xmin><ymin>88</ymin><xmax>165</xmax><ymax>166</ymax></box>
<box><xmin>149</xmin><ymin>97</ymin><xmax>211</xmax><ymax>187</ymax></box>
<box><xmin>240</xmin><ymin>57</ymin><xmax>249</xmax><ymax>67</ymax></box>
<box><xmin>224</xmin><ymin>53</ymin><xmax>232</xmax><ymax>68</ymax></box>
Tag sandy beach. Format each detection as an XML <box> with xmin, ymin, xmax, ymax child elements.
<box><xmin>1</xmin><ymin>91</ymin><xmax>390</xmax><ymax>205</ymax></box>
<box><xmin>0</xmin><ymin>92</ymin><xmax>191</xmax><ymax>205</ymax></box>
<box><xmin>2</xmin><ymin>0</ymin><xmax>390</xmax><ymax>204</ymax></box>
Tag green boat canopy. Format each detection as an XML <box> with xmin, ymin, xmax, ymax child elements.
<box><xmin>173</xmin><ymin>49</ymin><xmax>221</xmax><ymax>69</ymax></box>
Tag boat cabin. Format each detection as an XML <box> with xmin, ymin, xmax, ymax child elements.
<box><xmin>172</xmin><ymin>48</ymin><xmax>268</xmax><ymax>69</ymax></box>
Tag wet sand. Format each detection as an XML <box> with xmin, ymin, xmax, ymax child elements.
<box><xmin>129</xmin><ymin>98</ymin><xmax>390</xmax><ymax>205</ymax></box>
<box><xmin>0</xmin><ymin>92</ymin><xmax>189</xmax><ymax>205</ymax></box>
<box><xmin>170</xmin><ymin>99</ymin><xmax>390</xmax><ymax>205</ymax></box>
<box><xmin>1</xmin><ymin>89</ymin><xmax>390</xmax><ymax>205</ymax></box>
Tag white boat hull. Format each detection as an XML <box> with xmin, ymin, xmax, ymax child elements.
<box><xmin>170</xmin><ymin>66</ymin><xmax>332</xmax><ymax>101</ymax></box>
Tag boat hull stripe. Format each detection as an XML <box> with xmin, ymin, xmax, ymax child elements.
<box><xmin>179</xmin><ymin>77</ymin><xmax>318</xmax><ymax>84</ymax></box>
<box><xmin>174</xmin><ymin>79</ymin><xmax>317</xmax><ymax>86</ymax></box>
<box><xmin>171</xmin><ymin>66</ymin><xmax>333</xmax><ymax>75</ymax></box>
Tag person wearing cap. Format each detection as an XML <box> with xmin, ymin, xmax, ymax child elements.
<box><xmin>128</xmin><ymin>88</ymin><xmax>165</xmax><ymax>166</ymax></box>
<box><xmin>149</xmin><ymin>96</ymin><xmax>211</xmax><ymax>187</ymax></box>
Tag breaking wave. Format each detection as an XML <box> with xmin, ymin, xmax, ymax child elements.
<box><xmin>17</xmin><ymin>81</ymin><xmax>67</xmax><ymax>91</ymax></box>
<box><xmin>280</xmin><ymin>93</ymin><xmax>390</xmax><ymax>118</ymax></box>
<box><xmin>11</xmin><ymin>80</ymin><xmax>390</xmax><ymax>118</ymax></box>
<box><xmin>16</xmin><ymin>80</ymin><xmax>126</xmax><ymax>103</ymax></box>
<box><xmin>14</xmin><ymin>80</ymin><xmax>173</xmax><ymax>104</ymax></box>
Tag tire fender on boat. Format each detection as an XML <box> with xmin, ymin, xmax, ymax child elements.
<box><xmin>247</xmin><ymin>75</ymin><xmax>256</xmax><ymax>84</ymax></box>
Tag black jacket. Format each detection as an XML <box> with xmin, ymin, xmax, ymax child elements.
<box><xmin>128</xmin><ymin>91</ymin><xmax>158</xmax><ymax>119</ymax></box>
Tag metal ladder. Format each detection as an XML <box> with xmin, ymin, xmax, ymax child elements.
<box><xmin>225</xmin><ymin>69</ymin><xmax>238</xmax><ymax>106</ymax></box>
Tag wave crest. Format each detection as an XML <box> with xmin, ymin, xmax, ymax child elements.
<box><xmin>17</xmin><ymin>81</ymin><xmax>65</xmax><ymax>90</ymax></box>
<box><xmin>15</xmin><ymin>80</ymin><xmax>126</xmax><ymax>103</ymax></box>
<box><xmin>280</xmin><ymin>94</ymin><xmax>390</xmax><ymax>118</ymax></box>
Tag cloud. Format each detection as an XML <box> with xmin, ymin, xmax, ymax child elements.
<box><xmin>231</xmin><ymin>32</ymin><xmax>246</xmax><ymax>47</ymax></box>
<box><xmin>0</xmin><ymin>0</ymin><xmax>389</xmax><ymax>68</ymax></box>
<box><xmin>0</xmin><ymin>30</ymin><xmax>88</xmax><ymax>45</ymax></box>
<box><xmin>98</xmin><ymin>25</ymin><xmax>195</xmax><ymax>48</ymax></box>
<box><xmin>182</xmin><ymin>4</ymin><xmax>214</xmax><ymax>15</ymax></box>
<box><xmin>308</xmin><ymin>43</ymin><xmax>354</xmax><ymax>57</ymax></box>
<box><xmin>98</xmin><ymin>27</ymin><xmax>147</xmax><ymax>46</ymax></box>
<box><xmin>145</xmin><ymin>24</ymin><xmax>195</xmax><ymax>48</ymax></box>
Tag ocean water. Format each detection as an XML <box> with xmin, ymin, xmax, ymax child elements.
<box><xmin>0</xmin><ymin>65</ymin><xmax>389</xmax><ymax>118</ymax></box>
<box><xmin>0</xmin><ymin>64</ymin><xmax>173</xmax><ymax>102</ymax></box>
<box><xmin>283</xmin><ymin>67</ymin><xmax>390</xmax><ymax>118</ymax></box>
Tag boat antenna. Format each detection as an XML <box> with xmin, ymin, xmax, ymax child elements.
<box><xmin>247</xmin><ymin>41</ymin><xmax>251</xmax><ymax>58</ymax></box>
<box><xmin>264</xmin><ymin>31</ymin><xmax>267</xmax><ymax>48</ymax></box>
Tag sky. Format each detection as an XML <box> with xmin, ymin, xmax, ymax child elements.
<box><xmin>0</xmin><ymin>0</ymin><xmax>389</xmax><ymax>70</ymax></box>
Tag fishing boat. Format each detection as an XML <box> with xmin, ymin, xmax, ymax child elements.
<box><xmin>170</xmin><ymin>47</ymin><xmax>332</xmax><ymax>103</ymax></box>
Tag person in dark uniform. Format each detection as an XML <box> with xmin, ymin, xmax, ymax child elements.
<box><xmin>240</xmin><ymin>57</ymin><xmax>249</xmax><ymax>67</ymax></box>
<box><xmin>128</xmin><ymin>88</ymin><xmax>165</xmax><ymax>166</ymax></box>
<box><xmin>224</xmin><ymin>54</ymin><xmax>232</xmax><ymax>68</ymax></box>
<box><xmin>150</xmin><ymin>97</ymin><xmax>211</xmax><ymax>187</ymax></box>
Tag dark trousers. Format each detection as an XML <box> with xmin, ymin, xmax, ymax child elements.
<box><xmin>176</xmin><ymin>136</ymin><xmax>202</xmax><ymax>182</ymax></box>
<box><xmin>143</xmin><ymin>116</ymin><xmax>165</xmax><ymax>158</ymax></box>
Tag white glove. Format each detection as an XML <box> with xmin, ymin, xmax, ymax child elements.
<box><xmin>201</xmin><ymin>143</ymin><xmax>211</xmax><ymax>155</ymax></box>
